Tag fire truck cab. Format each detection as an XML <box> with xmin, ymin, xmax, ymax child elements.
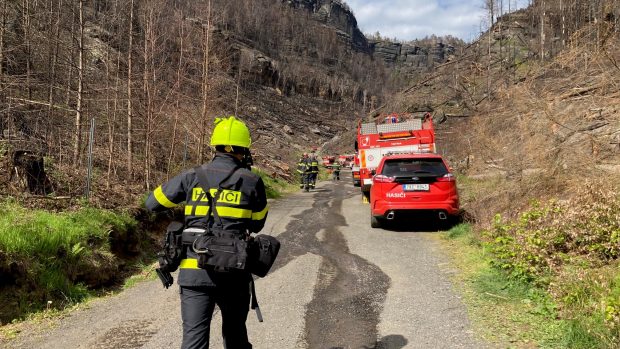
<box><xmin>355</xmin><ymin>112</ymin><xmax>436</xmax><ymax>198</ymax></box>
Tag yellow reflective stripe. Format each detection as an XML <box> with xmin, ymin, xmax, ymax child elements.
<box><xmin>179</xmin><ymin>258</ymin><xmax>199</xmax><ymax>269</ymax></box>
<box><xmin>154</xmin><ymin>186</ymin><xmax>177</xmax><ymax>208</ymax></box>
<box><xmin>196</xmin><ymin>206</ymin><xmax>210</xmax><ymax>216</ymax></box>
<box><xmin>216</xmin><ymin>206</ymin><xmax>252</xmax><ymax>219</ymax></box>
<box><xmin>214</xmin><ymin>189</ymin><xmax>242</xmax><ymax>205</ymax></box>
<box><xmin>183</xmin><ymin>205</ymin><xmax>250</xmax><ymax>218</ymax></box>
<box><xmin>184</xmin><ymin>205</ymin><xmax>210</xmax><ymax>216</ymax></box>
<box><xmin>252</xmin><ymin>205</ymin><xmax>269</xmax><ymax>221</ymax></box>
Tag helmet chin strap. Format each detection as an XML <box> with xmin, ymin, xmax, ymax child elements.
<box><xmin>220</xmin><ymin>146</ymin><xmax>251</xmax><ymax>169</ymax></box>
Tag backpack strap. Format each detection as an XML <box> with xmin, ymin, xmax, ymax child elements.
<box><xmin>250</xmin><ymin>277</ymin><xmax>263</xmax><ymax>322</ymax></box>
<box><xmin>194</xmin><ymin>165</ymin><xmax>240</xmax><ymax>228</ymax></box>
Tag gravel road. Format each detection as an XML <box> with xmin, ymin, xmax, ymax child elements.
<box><xmin>2</xmin><ymin>174</ymin><xmax>486</xmax><ymax>349</ymax></box>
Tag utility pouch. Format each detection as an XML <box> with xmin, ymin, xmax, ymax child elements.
<box><xmin>155</xmin><ymin>268</ymin><xmax>174</xmax><ymax>289</ymax></box>
<box><xmin>193</xmin><ymin>165</ymin><xmax>248</xmax><ymax>272</ymax></box>
<box><xmin>157</xmin><ymin>221</ymin><xmax>184</xmax><ymax>273</ymax></box>
<box><xmin>247</xmin><ymin>234</ymin><xmax>281</xmax><ymax>277</ymax></box>
<box><xmin>182</xmin><ymin>228</ymin><xmax>206</xmax><ymax>245</ymax></box>
<box><xmin>193</xmin><ymin>231</ymin><xmax>248</xmax><ymax>271</ymax></box>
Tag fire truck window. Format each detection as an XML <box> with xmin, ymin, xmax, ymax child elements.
<box><xmin>382</xmin><ymin>159</ymin><xmax>447</xmax><ymax>177</ymax></box>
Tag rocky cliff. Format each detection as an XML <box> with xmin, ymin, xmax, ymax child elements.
<box><xmin>285</xmin><ymin>0</ymin><xmax>369</xmax><ymax>52</ymax></box>
<box><xmin>284</xmin><ymin>1</ymin><xmax>459</xmax><ymax>71</ymax></box>
<box><xmin>369</xmin><ymin>40</ymin><xmax>456</xmax><ymax>70</ymax></box>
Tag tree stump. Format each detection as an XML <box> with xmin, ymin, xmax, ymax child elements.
<box><xmin>12</xmin><ymin>151</ymin><xmax>51</xmax><ymax>195</ymax></box>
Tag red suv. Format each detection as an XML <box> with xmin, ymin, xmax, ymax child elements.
<box><xmin>370</xmin><ymin>154</ymin><xmax>459</xmax><ymax>228</ymax></box>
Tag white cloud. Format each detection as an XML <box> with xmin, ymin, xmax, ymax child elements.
<box><xmin>345</xmin><ymin>0</ymin><xmax>530</xmax><ymax>41</ymax></box>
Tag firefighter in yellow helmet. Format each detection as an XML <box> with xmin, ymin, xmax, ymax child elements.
<box><xmin>145</xmin><ymin>116</ymin><xmax>268</xmax><ymax>349</ymax></box>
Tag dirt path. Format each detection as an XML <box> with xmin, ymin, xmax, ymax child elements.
<box><xmin>2</xmin><ymin>175</ymin><xmax>486</xmax><ymax>349</ymax></box>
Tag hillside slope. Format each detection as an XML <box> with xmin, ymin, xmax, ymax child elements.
<box><xmin>0</xmin><ymin>0</ymin><xmax>392</xmax><ymax>204</ymax></box>
<box><xmin>380</xmin><ymin>1</ymin><xmax>619</xmax><ymax>221</ymax></box>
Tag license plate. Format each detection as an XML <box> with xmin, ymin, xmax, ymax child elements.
<box><xmin>403</xmin><ymin>184</ymin><xmax>429</xmax><ymax>191</ymax></box>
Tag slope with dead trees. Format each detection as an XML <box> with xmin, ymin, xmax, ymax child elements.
<box><xmin>378</xmin><ymin>0</ymin><xmax>619</xmax><ymax>223</ymax></box>
<box><xmin>0</xmin><ymin>0</ymin><xmax>393</xmax><ymax>206</ymax></box>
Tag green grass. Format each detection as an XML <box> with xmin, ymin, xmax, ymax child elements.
<box><xmin>446</xmin><ymin>222</ymin><xmax>472</xmax><ymax>239</ymax></box>
<box><xmin>252</xmin><ymin>167</ymin><xmax>297</xmax><ymax>199</ymax></box>
<box><xmin>0</xmin><ymin>200</ymin><xmax>137</xmax><ymax>322</ymax></box>
<box><xmin>122</xmin><ymin>260</ymin><xmax>158</xmax><ymax>289</ymax></box>
<box><xmin>440</xmin><ymin>224</ymin><xmax>566</xmax><ymax>347</ymax></box>
<box><xmin>440</xmin><ymin>221</ymin><xmax>620</xmax><ymax>348</ymax></box>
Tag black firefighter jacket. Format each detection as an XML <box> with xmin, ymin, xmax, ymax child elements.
<box><xmin>145</xmin><ymin>153</ymin><xmax>269</xmax><ymax>287</ymax></box>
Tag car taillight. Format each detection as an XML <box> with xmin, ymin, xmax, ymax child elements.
<box><xmin>373</xmin><ymin>175</ymin><xmax>395</xmax><ymax>183</ymax></box>
<box><xmin>436</xmin><ymin>173</ymin><xmax>456</xmax><ymax>182</ymax></box>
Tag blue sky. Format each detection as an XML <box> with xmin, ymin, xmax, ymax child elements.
<box><xmin>344</xmin><ymin>0</ymin><xmax>531</xmax><ymax>41</ymax></box>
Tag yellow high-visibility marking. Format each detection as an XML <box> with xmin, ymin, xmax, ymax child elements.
<box><xmin>191</xmin><ymin>188</ymin><xmax>209</xmax><ymax>202</ymax></box>
<box><xmin>192</xmin><ymin>188</ymin><xmax>242</xmax><ymax>205</ymax></box>
<box><xmin>251</xmin><ymin>205</ymin><xmax>269</xmax><ymax>221</ymax></box>
<box><xmin>180</xmin><ymin>259</ymin><xmax>199</xmax><ymax>269</ymax></box>
<box><xmin>184</xmin><ymin>204</ymin><xmax>253</xmax><ymax>218</ymax></box>
<box><xmin>185</xmin><ymin>205</ymin><xmax>210</xmax><ymax>216</ymax></box>
<box><xmin>216</xmin><ymin>206</ymin><xmax>252</xmax><ymax>219</ymax></box>
<box><xmin>154</xmin><ymin>186</ymin><xmax>177</xmax><ymax>208</ymax></box>
<box><xmin>216</xmin><ymin>189</ymin><xmax>242</xmax><ymax>205</ymax></box>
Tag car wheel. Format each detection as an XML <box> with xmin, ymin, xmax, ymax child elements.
<box><xmin>370</xmin><ymin>215</ymin><xmax>381</xmax><ymax>228</ymax></box>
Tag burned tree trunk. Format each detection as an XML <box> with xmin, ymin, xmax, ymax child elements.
<box><xmin>12</xmin><ymin>151</ymin><xmax>51</xmax><ymax>195</ymax></box>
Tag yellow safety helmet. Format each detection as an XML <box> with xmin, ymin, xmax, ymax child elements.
<box><xmin>210</xmin><ymin>116</ymin><xmax>251</xmax><ymax>148</ymax></box>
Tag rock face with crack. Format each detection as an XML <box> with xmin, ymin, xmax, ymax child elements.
<box><xmin>283</xmin><ymin>0</ymin><xmax>458</xmax><ymax>72</ymax></box>
<box><xmin>284</xmin><ymin>0</ymin><xmax>369</xmax><ymax>52</ymax></box>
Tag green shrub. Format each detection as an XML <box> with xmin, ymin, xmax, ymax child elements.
<box><xmin>482</xmin><ymin>183</ymin><xmax>620</xmax><ymax>346</ymax></box>
<box><xmin>447</xmin><ymin>223</ymin><xmax>472</xmax><ymax>239</ymax></box>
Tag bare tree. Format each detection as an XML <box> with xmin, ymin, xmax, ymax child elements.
<box><xmin>142</xmin><ymin>1</ymin><xmax>158</xmax><ymax>189</ymax></box>
<box><xmin>127</xmin><ymin>0</ymin><xmax>135</xmax><ymax>178</ymax></box>
<box><xmin>0</xmin><ymin>1</ymin><xmax>6</xmax><ymax>118</ymax></box>
<box><xmin>47</xmin><ymin>0</ymin><xmax>63</xmax><ymax>146</ymax></box>
<box><xmin>105</xmin><ymin>0</ymin><xmax>120</xmax><ymax>188</ymax></box>
<box><xmin>65</xmin><ymin>2</ymin><xmax>75</xmax><ymax>108</ymax></box>
<box><xmin>486</xmin><ymin>0</ymin><xmax>496</xmax><ymax>26</ymax></box>
<box><xmin>198</xmin><ymin>0</ymin><xmax>212</xmax><ymax>164</ymax></box>
<box><xmin>21</xmin><ymin>0</ymin><xmax>33</xmax><ymax>101</ymax></box>
<box><xmin>540</xmin><ymin>0</ymin><xmax>546</xmax><ymax>61</ymax></box>
<box><xmin>167</xmin><ymin>10</ymin><xmax>186</xmax><ymax>179</ymax></box>
<box><xmin>73</xmin><ymin>0</ymin><xmax>85</xmax><ymax>166</ymax></box>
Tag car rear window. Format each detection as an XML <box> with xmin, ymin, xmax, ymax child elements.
<box><xmin>381</xmin><ymin>158</ymin><xmax>448</xmax><ymax>177</ymax></box>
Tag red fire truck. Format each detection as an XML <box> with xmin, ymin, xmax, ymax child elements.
<box><xmin>355</xmin><ymin>112</ymin><xmax>436</xmax><ymax>198</ymax></box>
<box><xmin>351</xmin><ymin>154</ymin><xmax>361</xmax><ymax>187</ymax></box>
<box><xmin>322</xmin><ymin>155</ymin><xmax>336</xmax><ymax>167</ymax></box>
<box><xmin>338</xmin><ymin>154</ymin><xmax>355</xmax><ymax>168</ymax></box>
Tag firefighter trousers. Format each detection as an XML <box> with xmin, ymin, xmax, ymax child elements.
<box><xmin>303</xmin><ymin>173</ymin><xmax>313</xmax><ymax>190</ymax></box>
<box><xmin>180</xmin><ymin>285</ymin><xmax>252</xmax><ymax>349</ymax></box>
<box><xmin>310</xmin><ymin>173</ymin><xmax>317</xmax><ymax>188</ymax></box>
<box><xmin>298</xmin><ymin>173</ymin><xmax>305</xmax><ymax>188</ymax></box>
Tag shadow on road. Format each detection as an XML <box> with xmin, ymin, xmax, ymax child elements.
<box><xmin>328</xmin><ymin>333</ymin><xmax>408</xmax><ymax>349</ymax></box>
<box><xmin>371</xmin><ymin>334</ymin><xmax>408</xmax><ymax>349</ymax></box>
<box><xmin>379</xmin><ymin>213</ymin><xmax>458</xmax><ymax>233</ymax></box>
